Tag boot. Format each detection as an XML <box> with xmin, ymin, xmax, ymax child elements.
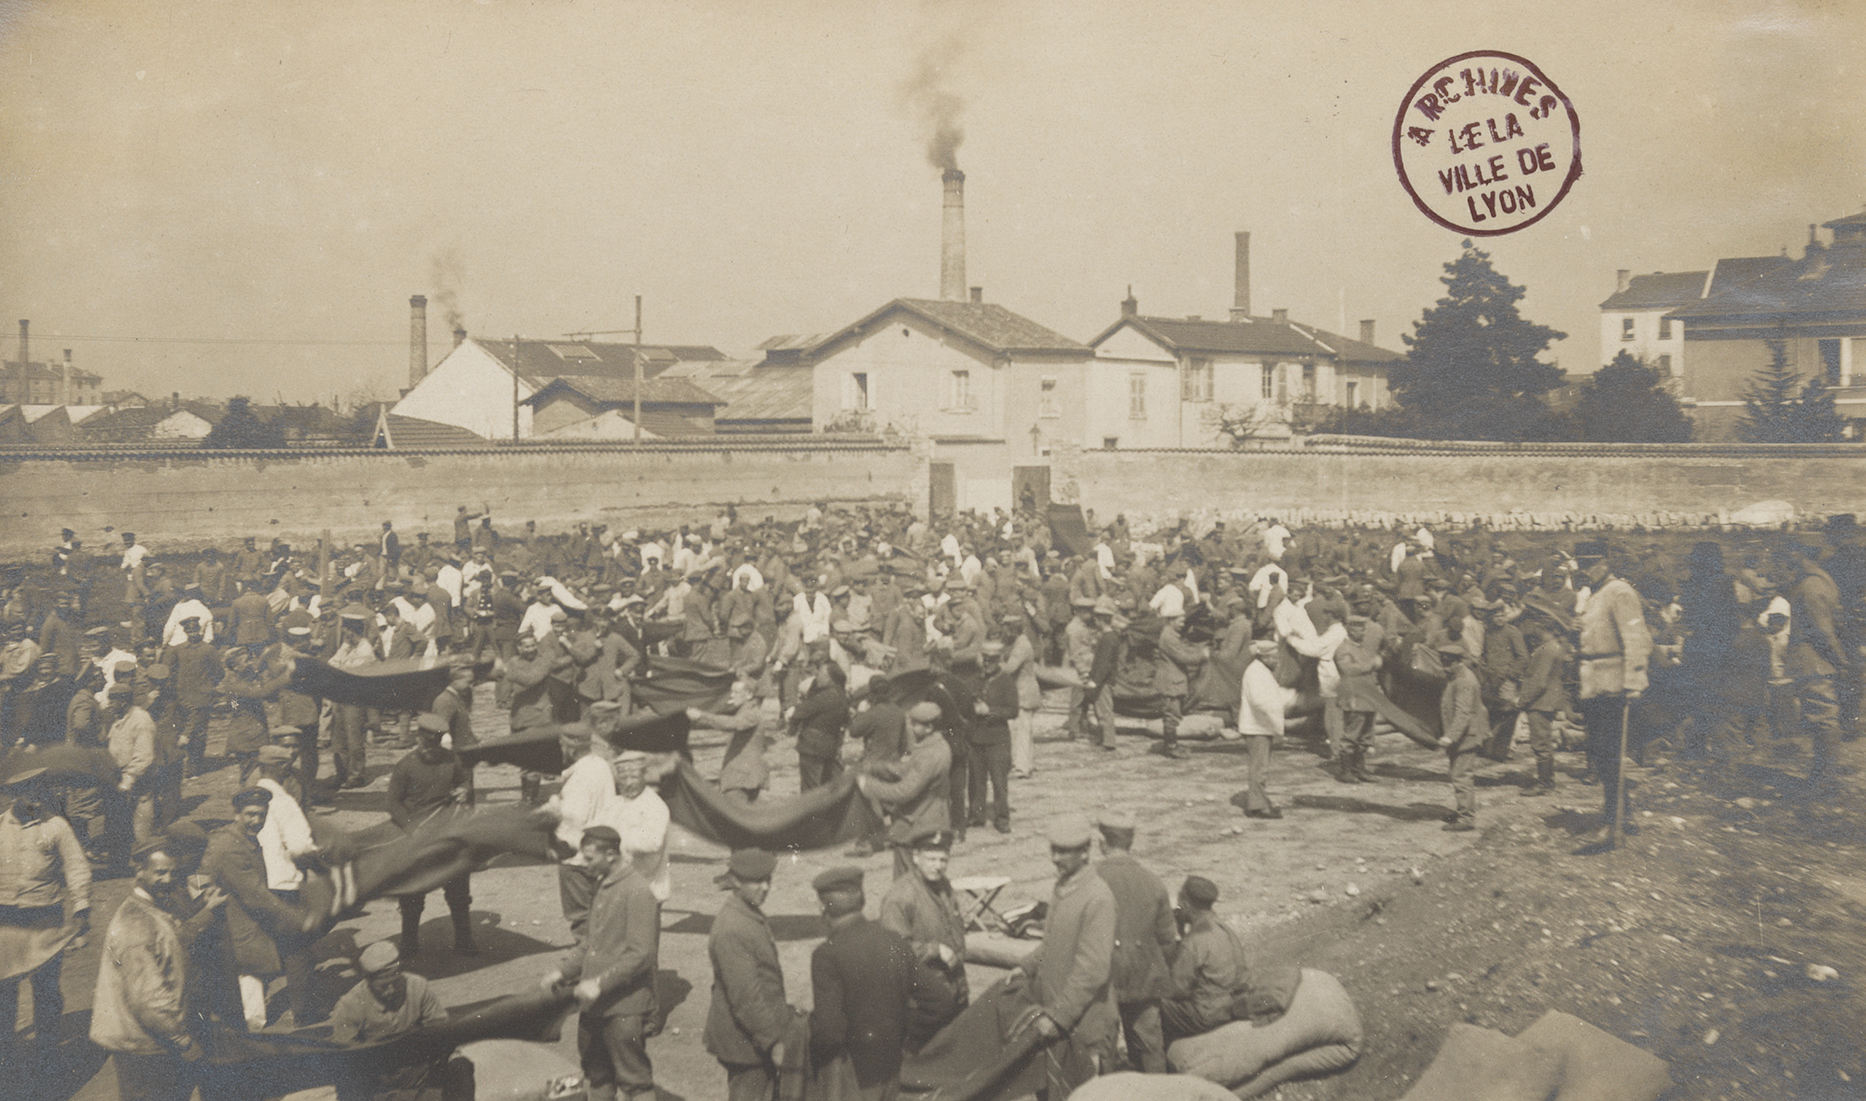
<box><xmin>452</xmin><ymin>911</ymin><xmax>478</xmax><ymax>955</ymax></box>
<box><xmin>1350</xmin><ymin>746</ymin><xmax>1379</xmax><ymax>783</ymax></box>
<box><xmin>1523</xmin><ymin>754</ymin><xmax>1555</xmax><ymax>796</ymax></box>
<box><xmin>401</xmin><ymin>911</ymin><xmax>421</xmax><ymax>955</ymax></box>
<box><xmin>519</xmin><ymin>773</ymin><xmax>543</xmax><ymax>806</ymax></box>
<box><xmin>1331</xmin><ymin>754</ymin><xmax>1359</xmax><ymax>784</ymax></box>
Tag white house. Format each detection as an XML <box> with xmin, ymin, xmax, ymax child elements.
<box><xmin>391</xmin><ymin>336</ymin><xmax>728</xmax><ymax>440</ymax></box>
<box><xmin>809</xmin><ymin>295</ymin><xmax>1092</xmax><ymax>513</ymax></box>
<box><xmin>1088</xmin><ymin>296</ymin><xmax>1403</xmax><ymax>447</ymax></box>
<box><xmin>1598</xmin><ymin>269</ymin><xmax>1707</xmax><ymax>379</ymax></box>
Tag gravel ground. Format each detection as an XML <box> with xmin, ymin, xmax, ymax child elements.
<box><xmin>34</xmin><ymin>685</ymin><xmax>1865</xmax><ymax>1101</ymax></box>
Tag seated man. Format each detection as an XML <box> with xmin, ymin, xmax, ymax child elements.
<box><xmin>328</xmin><ymin>940</ymin><xmax>471</xmax><ymax>1101</ymax></box>
<box><xmin>1161</xmin><ymin>876</ymin><xmax>1246</xmax><ymax>1045</ymax></box>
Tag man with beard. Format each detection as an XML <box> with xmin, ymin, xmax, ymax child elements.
<box><xmin>328</xmin><ymin>941</ymin><xmax>460</xmax><ymax>1101</ymax></box>
<box><xmin>878</xmin><ymin>827</ymin><xmax>968</xmax><ymax>1053</ymax></box>
<box><xmin>91</xmin><ymin>845</ymin><xmax>216</xmax><ymax>1101</ymax></box>
<box><xmin>0</xmin><ymin>768</ymin><xmax>91</xmax><ymax>1058</ymax></box>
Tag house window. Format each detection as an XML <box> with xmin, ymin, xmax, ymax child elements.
<box><xmin>1301</xmin><ymin>364</ymin><xmax>1316</xmax><ymax>402</ymax></box>
<box><xmin>1658</xmin><ymin>317</ymin><xmax>1672</xmax><ymax>339</ymax></box>
<box><xmin>1345</xmin><ymin>380</ymin><xmax>1359</xmax><ymax>408</ymax></box>
<box><xmin>1039</xmin><ymin>376</ymin><xmax>1059</xmax><ymax>418</ymax></box>
<box><xmin>1621</xmin><ymin>317</ymin><xmax>1635</xmax><ymax>341</ymax></box>
<box><xmin>1822</xmin><ymin>339</ymin><xmax>1843</xmax><ymax>385</ymax></box>
<box><xmin>849</xmin><ymin>372</ymin><xmax>869</xmax><ymax>411</ymax></box>
<box><xmin>1128</xmin><ymin>373</ymin><xmax>1147</xmax><ymax>419</ymax></box>
<box><xmin>1103</xmin><ymin>437</ymin><xmax>1120</xmax><ymax>449</ymax></box>
<box><xmin>1657</xmin><ymin>355</ymin><xmax>1672</xmax><ymax>376</ymax></box>
<box><xmin>1261</xmin><ymin>364</ymin><xmax>1274</xmax><ymax>399</ymax></box>
<box><xmin>948</xmin><ymin>369</ymin><xmax>973</xmax><ymax>411</ymax></box>
<box><xmin>1182</xmin><ymin>358</ymin><xmax>1213</xmax><ymax>402</ymax></box>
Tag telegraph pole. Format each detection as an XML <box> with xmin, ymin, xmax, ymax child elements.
<box><xmin>632</xmin><ymin>295</ymin><xmax>643</xmax><ymax>448</ymax></box>
<box><xmin>512</xmin><ymin>334</ymin><xmax>521</xmax><ymax>441</ymax></box>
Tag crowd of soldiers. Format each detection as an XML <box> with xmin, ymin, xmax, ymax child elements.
<box><xmin>2</xmin><ymin>498</ymin><xmax>1862</xmax><ymax>1101</ymax></box>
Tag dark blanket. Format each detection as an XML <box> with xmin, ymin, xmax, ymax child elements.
<box><xmin>457</xmin><ymin>710</ymin><xmax>692</xmax><ymax>774</ymax></box>
<box><xmin>900</xmin><ymin>975</ymin><xmax>1047</xmax><ymax>1101</ymax></box>
<box><xmin>200</xmin><ymin>987</ymin><xmax>575</xmax><ymax>1099</ymax></box>
<box><xmin>631</xmin><ymin>655</ymin><xmax>734</xmax><ymax>716</ymax></box>
<box><xmin>299</xmin><ymin>804</ymin><xmax>561</xmax><ymax>921</ymax></box>
<box><xmin>289</xmin><ymin>656</ymin><xmax>491</xmax><ymax>712</ymax></box>
<box><xmin>0</xmin><ymin>743</ymin><xmax>119</xmax><ymax>785</ymax></box>
<box><xmin>660</xmin><ymin>759</ymin><xmax>882</xmax><ymax>852</ymax></box>
<box><xmin>1047</xmin><ymin>504</ymin><xmax>1096</xmax><ymax>559</ymax></box>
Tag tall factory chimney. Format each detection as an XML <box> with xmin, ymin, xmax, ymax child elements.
<box><xmin>409</xmin><ymin>295</ymin><xmax>429</xmax><ymax>389</ymax></box>
<box><xmin>17</xmin><ymin>320</ymin><xmax>28</xmax><ymax>365</ymax></box>
<box><xmin>1231</xmin><ymin>233</ymin><xmax>1251</xmax><ymax>321</ymax></box>
<box><xmin>941</xmin><ymin>169</ymin><xmax>966</xmax><ymax>302</ymax></box>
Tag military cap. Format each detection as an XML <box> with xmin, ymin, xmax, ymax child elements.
<box><xmin>719</xmin><ymin>848</ymin><xmax>777</xmax><ymax>884</ymax></box>
<box><xmin>358</xmin><ymin>941</ymin><xmax>401</xmax><ymax>974</ymax></box>
<box><xmin>1093</xmin><ymin>596</ymin><xmax>1119</xmax><ymax>617</ymax></box>
<box><xmin>415</xmin><ymin>713</ymin><xmax>450</xmax><ymax>734</ymax></box>
<box><xmin>1047</xmin><ymin>816</ymin><xmax>1094</xmax><ymax>850</ymax></box>
<box><xmin>907</xmin><ymin>826</ymin><xmax>953</xmax><ymax>851</ymax></box>
<box><xmin>1096</xmin><ymin>809</ymin><xmax>1137</xmax><ymax>833</ymax></box>
<box><xmin>982</xmin><ymin>639</ymin><xmax>1006</xmax><ymax>657</ymax></box>
<box><xmin>812</xmin><ymin>866</ymin><xmax>864</xmax><ymax>894</ymax></box>
<box><xmin>580</xmin><ymin>825</ymin><xmax>623</xmax><ymax>851</ymax></box>
<box><xmin>339</xmin><ymin>604</ymin><xmax>371</xmax><ymax>622</ymax></box>
<box><xmin>1071</xmin><ymin>596</ymin><xmax>1096</xmax><ymax>609</ymax></box>
<box><xmin>1181</xmin><ymin>875</ymin><xmax>1220</xmax><ymax>907</ymax></box>
<box><xmin>231</xmin><ymin>787</ymin><xmax>272</xmax><ymax>809</ymax></box>
<box><xmin>1434</xmin><ymin>642</ymin><xmax>1467</xmax><ymax>658</ymax></box>
<box><xmin>906</xmin><ymin>700</ymin><xmax>943</xmax><ymax>722</ymax></box>
<box><xmin>2</xmin><ymin>767</ymin><xmax>48</xmax><ymax>787</ymax></box>
<box><xmin>256</xmin><ymin>745</ymin><xmax>294</xmax><ymax>766</ymax></box>
<box><xmin>1572</xmin><ymin>540</ymin><xmax>1610</xmax><ymax>561</ymax></box>
<box><xmin>85</xmin><ymin>625</ymin><xmax>113</xmax><ymax>639</ymax></box>
<box><xmin>1346</xmin><ymin>613</ymin><xmax>1371</xmax><ymax>625</ymax></box>
<box><xmin>145</xmin><ymin>663</ymin><xmax>171</xmax><ymax>681</ymax></box>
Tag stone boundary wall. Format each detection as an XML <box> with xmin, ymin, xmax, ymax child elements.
<box><xmin>1051</xmin><ymin>440</ymin><xmax>1866</xmax><ymax>530</ymax></box>
<box><xmin>0</xmin><ymin>442</ymin><xmax>926</xmax><ymax>557</ymax></box>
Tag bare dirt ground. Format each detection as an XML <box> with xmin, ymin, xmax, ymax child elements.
<box><xmin>39</xmin><ymin>686</ymin><xmax>1866</xmax><ymax>1101</ymax></box>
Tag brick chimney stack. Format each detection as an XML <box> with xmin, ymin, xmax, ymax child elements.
<box><xmin>941</xmin><ymin>169</ymin><xmax>966</xmax><ymax>301</ymax></box>
<box><xmin>409</xmin><ymin>295</ymin><xmax>429</xmax><ymax>389</ymax></box>
<box><xmin>17</xmin><ymin>320</ymin><xmax>27</xmax><ymax>365</ymax></box>
<box><xmin>1360</xmin><ymin>319</ymin><xmax>1376</xmax><ymax>344</ymax></box>
<box><xmin>1231</xmin><ymin>233</ymin><xmax>1251</xmax><ymax>321</ymax></box>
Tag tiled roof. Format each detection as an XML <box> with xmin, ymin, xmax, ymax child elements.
<box><xmin>519</xmin><ymin>374</ymin><xmax>725</xmax><ymax>408</ymax></box>
<box><xmin>474</xmin><ymin>338</ymin><xmax>726</xmax><ymax>387</ymax></box>
<box><xmin>1668</xmin><ymin>252</ymin><xmax>1866</xmax><ymax>318</ymax></box>
<box><xmin>1599</xmin><ymin>271</ymin><xmax>1709</xmax><ymax>310</ymax></box>
<box><xmin>379</xmin><ymin>414</ymin><xmax>491</xmax><ymax>449</ymax></box>
<box><xmin>1824</xmin><ymin>210</ymin><xmax>1866</xmax><ymax>229</ymax></box>
<box><xmin>660</xmin><ymin>359</ymin><xmax>813</xmax><ymax>424</ymax></box>
<box><xmin>817</xmin><ymin>299</ymin><xmax>1089</xmax><ymax>359</ymax></box>
<box><xmin>1094</xmin><ymin>315</ymin><xmax>1402</xmax><ymax>362</ymax></box>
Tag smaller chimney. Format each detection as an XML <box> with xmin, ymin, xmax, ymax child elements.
<box><xmin>1121</xmin><ymin>285</ymin><xmax>1137</xmax><ymax>316</ymax></box>
<box><xmin>409</xmin><ymin>295</ymin><xmax>429</xmax><ymax>390</ymax></box>
<box><xmin>1615</xmin><ymin>269</ymin><xmax>1631</xmax><ymax>294</ymax></box>
<box><xmin>16</xmin><ymin>320</ymin><xmax>27</xmax><ymax>365</ymax></box>
<box><xmin>1359</xmin><ymin>319</ymin><xmax>1376</xmax><ymax>344</ymax></box>
<box><xmin>453</xmin><ymin>326</ymin><xmax>467</xmax><ymax>347</ymax></box>
<box><xmin>1231</xmin><ymin>232</ymin><xmax>1251</xmax><ymax>321</ymax></box>
<box><xmin>172</xmin><ymin>391</ymin><xmax>180</xmax><ymax>411</ymax></box>
<box><xmin>1271</xmin><ymin>308</ymin><xmax>1288</xmax><ymax>324</ymax></box>
<box><xmin>969</xmin><ymin>287</ymin><xmax>982</xmax><ymax>304</ymax></box>
<box><xmin>62</xmin><ymin>349</ymin><xmax>72</xmax><ymax>406</ymax></box>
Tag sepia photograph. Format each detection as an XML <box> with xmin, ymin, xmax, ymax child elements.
<box><xmin>1</xmin><ymin>2</ymin><xmax>1863</xmax><ymax>1099</ymax></box>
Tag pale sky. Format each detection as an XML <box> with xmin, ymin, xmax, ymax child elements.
<box><xmin>2</xmin><ymin>0</ymin><xmax>1861</xmax><ymax>404</ymax></box>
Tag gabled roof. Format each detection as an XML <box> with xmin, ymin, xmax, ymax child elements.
<box><xmin>659</xmin><ymin>359</ymin><xmax>814</xmax><ymax>425</ymax></box>
<box><xmin>78</xmin><ymin>402</ymin><xmax>223</xmax><ymax>432</ymax></box>
<box><xmin>518</xmin><ymin>374</ymin><xmax>725</xmax><ymax>409</ymax></box>
<box><xmin>251</xmin><ymin>404</ymin><xmax>345</xmax><ymax>435</ymax></box>
<box><xmin>375</xmin><ymin>413</ymin><xmax>492</xmax><ymax>449</ymax></box>
<box><xmin>1092</xmin><ymin>314</ymin><xmax>1402</xmax><ymax>363</ymax></box>
<box><xmin>815</xmin><ymin>298</ymin><xmax>1089</xmax><ymax>360</ymax></box>
<box><xmin>473</xmin><ymin>338</ymin><xmax>727</xmax><ymax>388</ymax></box>
<box><xmin>1824</xmin><ymin>210</ymin><xmax>1866</xmax><ymax>229</ymax></box>
<box><xmin>1599</xmin><ymin>271</ymin><xmax>1709</xmax><ymax>310</ymax></box>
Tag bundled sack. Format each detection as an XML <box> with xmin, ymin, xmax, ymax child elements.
<box><xmin>1166</xmin><ymin>969</ymin><xmax>1361</xmax><ymax>1099</ymax></box>
<box><xmin>1396</xmin><ymin>1022</ymin><xmax>1562</xmax><ymax>1101</ymax></box>
<box><xmin>1066</xmin><ymin>1071</ymin><xmax>1234</xmax><ymax>1101</ymax></box>
<box><xmin>1515</xmin><ymin>1011</ymin><xmax>1671</xmax><ymax>1101</ymax></box>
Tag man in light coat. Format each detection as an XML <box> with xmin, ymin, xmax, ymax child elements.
<box><xmin>1573</xmin><ymin>541</ymin><xmax>1651</xmax><ymax>843</ymax></box>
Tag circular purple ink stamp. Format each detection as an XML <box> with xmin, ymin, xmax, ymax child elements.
<box><xmin>1393</xmin><ymin>50</ymin><xmax>1581</xmax><ymax>236</ymax></box>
